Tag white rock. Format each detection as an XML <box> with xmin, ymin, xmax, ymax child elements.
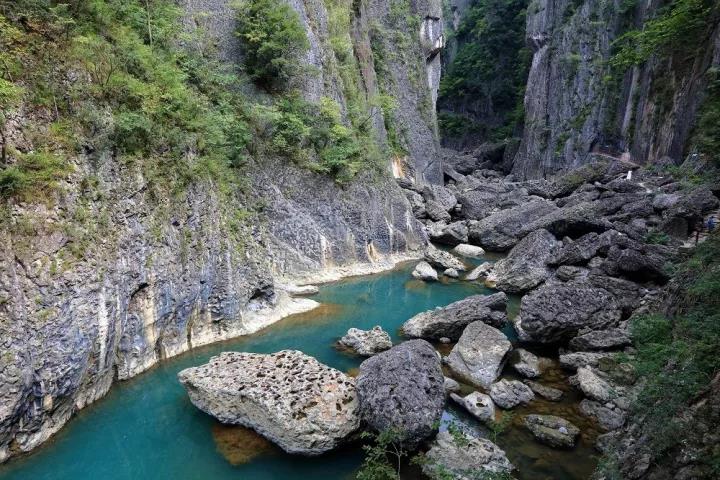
<box><xmin>338</xmin><ymin>326</ymin><xmax>392</xmax><ymax>356</ymax></box>
<box><xmin>443</xmin><ymin>268</ymin><xmax>459</xmax><ymax>278</ymax></box>
<box><xmin>450</xmin><ymin>391</ymin><xmax>496</xmax><ymax>424</ymax></box>
<box><xmin>465</xmin><ymin>262</ymin><xmax>493</xmax><ymax>281</ymax></box>
<box><xmin>452</xmin><ymin>244</ymin><xmax>486</xmax><ymax>258</ymax></box>
<box><xmin>412</xmin><ymin>261</ymin><xmax>439</xmax><ymax>281</ymax></box>
<box><xmin>445</xmin><ymin>321</ymin><xmax>512</xmax><ymax>388</ymax></box>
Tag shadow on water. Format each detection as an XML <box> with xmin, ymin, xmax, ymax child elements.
<box><xmin>0</xmin><ymin>259</ymin><xmax>598</xmax><ymax>480</ymax></box>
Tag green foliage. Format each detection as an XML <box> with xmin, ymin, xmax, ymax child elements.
<box><xmin>356</xmin><ymin>429</ymin><xmax>407</xmax><ymax>480</ymax></box>
<box><xmin>233</xmin><ymin>0</ymin><xmax>310</xmax><ymax>91</ymax></box>
<box><xmin>626</xmin><ymin>234</ymin><xmax>720</xmax><ymax>458</ymax></box>
<box><xmin>610</xmin><ymin>0</ymin><xmax>719</xmax><ymax>71</ymax></box>
<box><xmin>439</xmin><ymin>0</ymin><xmax>530</xmax><ymax>142</ymax></box>
<box><xmin>692</xmin><ymin>67</ymin><xmax>720</xmax><ymax>166</ymax></box>
<box><xmin>645</xmin><ymin>230</ymin><xmax>671</xmax><ymax>245</ymax></box>
<box><xmin>0</xmin><ymin>149</ymin><xmax>71</xmax><ymax>201</ymax></box>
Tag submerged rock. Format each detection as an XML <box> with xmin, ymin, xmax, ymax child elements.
<box><xmin>356</xmin><ymin>340</ymin><xmax>444</xmax><ymax>447</ymax></box>
<box><xmin>523</xmin><ymin>380</ymin><xmax>564</xmax><ymax>401</ymax></box>
<box><xmin>423</xmin><ymin>430</ymin><xmax>513</xmax><ymax>480</ymax></box>
<box><xmin>524</xmin><ymin>414</ymin><xmax>580</xmax><ymax>448</ymax></box>
<box><xmin>511</xmin><ymin>349</ymin><xmax>542</xmax><ymax>378</ymax></box>
<box><xmin>412</xmin><ymin>261</ymin><xmax>439</xmax><ymax>281</ymax></box>
<box><xmin>450</xmin><ymin>392</ymin><xmax>496</xmax><ymax>424</ymax></box>
<box><xmin>489</xmin><ymin>379</ymin><xmax>534</xmax><ymax>409</ymax></box>
<box><xmin>177</xmin><ymin>351</ymin><xmax>359</xmax><ymax>455</ymax></box>
<box><xmin>338</xmin><ymin>326</ymin><xmax>392</xmax><ymax>356</ymax></box>
<box><xmin>445</xmin><ymin>321</ymin><xmax>512</xmax><ymax>388</ymax></box>
<box><xmin>425</xmin><ymin>244</ymin><xmax>466</xmax><ymax>271</ymax></box>
<box><xmin>401</xmin><ymin>293</ymin><xmax>507</xmax><ymax>341</ymax></box>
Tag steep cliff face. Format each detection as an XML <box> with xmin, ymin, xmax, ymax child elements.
<box><xmin>513</xmin><ymin>0</ymin><xmax>720</xmax><ymax>179</ymax></box>
<box><xmin>0</xmin><ymin>0</ymin><xmax>438</xmax><ymax>462</ymax></box>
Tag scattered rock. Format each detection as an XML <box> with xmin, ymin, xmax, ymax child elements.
<box><xmin>465</xmin><ymin>262</ymin><xmax>493</xmax><ymax>281</ymax></box>
<box><xmin>424</xmin><ymin>244</ymin><xmax>466</xmax><ymax>271</ymax></box>
<box><xmin>423</xmin><ymin>430</ymin><xmax>513</xmax><ymax>480</ymax></box>
<box><xmin>569</xmin><ymin>328</ymin><xmax>631</xmax><ymax>351</ymax></box>
<box><xmin>559</xmin><ymin>351</ymin><xmax>615</xmax><ymax>371</ymax></box>
<box><xmin>439</xmin><ymin>337</ymin><xmax>451</xmax><ymax>344</ymax></box>
<box><xmin>177</xmin><ymin>351</ymin><xmax>359</xmax><ymax>455</ymax></box>
<box><xmin>579</xmin><ymin>399</ymin><xmax>626</xmax><ymax>431</ymax></box>
<box><xmin>523</xmin><ymin>380</ymin><xmax>564</xmax><ymax>401</ymax></box>
<box><xmin>511</xmin><ymin>349</ymin><xmax>542</xmax><ymax>378</ymax></box>
<box><xmin>445</xmin><ymin>322</ymin><xmax>512</xmax><ymax>388</ymax></box>
<box><xmin>489</xmin><ymin>379</ymin><xmax>534</xmax><ymax>409</ymax></box>
<box><xmin>338</xmin><ymin>326</ymin><xmax>392</xmax><ymax>356</ymax></box>
<box><xmin>450</xmin><ymin>392</ymin><xmax>496</xmax><ymax>424</ymax></box>
<box><xmin>444</xmin><ymin>268</ymin><xmax>460</xmax><ymax>278</ymax></box>
<box><xmin>485</xmin><ymin>229</ymin><xmax>560</xmax><ymax>293</ymax></box>
<box><xmin>423</xmin><ymin>184</ymin><xmax>457</xmax><ymax>212</ymax></box>
<box><xmin>412</xmin><ymin>261</ymin><xmax>438</xmax><ymax>281</ymax></box>
<box><xmin>426</xmin><ymin>200</ymin><xmax>452</xmax><ymax>222</ymax></box>
<box><xmin>429</xmin><ymin>221</ymin><xmax>469</xmax><ymax>246</ymax></box>
<box><xmin>356</xmin><ymin>340</ymin><xmax>444</xmax><ymax>447</ymax></box>
<box><xmin>524</xmin><ymin>414</ymin><xmax>580</xmax><ymax>448</ymax></box>
<box><xmin>401</xmin><ymin>293</ymin><xmax>507</xmax><ymax>341</ymax></box>
<box><xmin>452</xmin><ymin>243</ymin><xmax>486</xmax><ymax>258</ymax></box>
<box><xmin>444</xmin><ymin>377</ymin><xmax>461</xmax><ymax>395</ymax></box>
<box><xmin>577</xmin><ymin>367</ymin><xmax>614</xmax><ymax>402</ymax></box>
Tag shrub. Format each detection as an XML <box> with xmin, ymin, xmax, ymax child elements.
<box><xmin>234</xmin><ymin>0</ymin><xmax>310</xmax><ymax>90</ymax></box>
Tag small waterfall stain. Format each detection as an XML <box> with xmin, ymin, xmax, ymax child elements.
<box><xmin>212</xmin><ymin>424</ymin><xmax>276</xmax><ymax>465</ymax></box>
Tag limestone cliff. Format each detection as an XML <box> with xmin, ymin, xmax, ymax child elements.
<box><xmin>0</xmin><ymin>0</ymin><xmax>440</xmax><ymax>462</ymax></box>
<box><xmin>513</xmin><ymin>0</ymin><xmax>720</xmax><ymax>179</ymax></box>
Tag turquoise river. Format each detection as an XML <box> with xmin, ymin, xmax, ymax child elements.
<box><xmin>0</xmin><ymin>261</ymin><xmax>599</xmax><ymax>480</ymax></box>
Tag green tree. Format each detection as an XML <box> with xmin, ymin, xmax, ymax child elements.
<box><xmin>234</xmin><ymin>0</ymin><xmax>310</xmax><ymax>90</ymax></box>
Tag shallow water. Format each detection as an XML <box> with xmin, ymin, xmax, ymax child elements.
<box><xmin>0</xmin><ymin>261</ymin><xmax>598</xmax><ymax>480</ymax></box>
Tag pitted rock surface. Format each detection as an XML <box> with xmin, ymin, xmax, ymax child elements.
<box><xmin>356</xmin><ymin>340</ymin><xmax>444</xmax><ymax>447</ymax></box>
<box><xmin>489</xmin><ymin>379</ymin><xmax>535</xmax><ymax>409</ymax></box>
<box><xmin>178</xmin><ymin>350</ymin><xmax>359</xmax><ymax>455</ymax></box>
<box><xmin>338</xmin><ymin>326</ymin><xmax>392</xmax><ymax>356</ymax></box>
<box><xmin>423</xmin><ymin>430</ymin><xmax>513</xmax><ymax>479</ymax></box>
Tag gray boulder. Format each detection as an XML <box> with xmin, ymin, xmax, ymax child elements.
<box><xmin>569</xmin><ymin>328</ymin><xmax>631</xmax><ymax>351</ymax></box>
<box><xmin>577</xmin><ymin>367</ymin><xmax>614</xmax><ymax>402</ymax></box>
<box><xmin>426</xmin><ymin>200</ymin><xmax>452</xmax><ymax>222</ymax></box>
<box><xmin>468</xmin><ymin>199</ymin><xmax>559</xmax><ymax>251</ymax></box>
<box><xmin>579</xmin><ymin>399</ymin><xmax>626</xmax><ymax>431</ymax></box>
<box><xmin>514</xmin><ymin>280</ymin><xmax>623</xmax><ymax>343</ymax></box>
<box><xmin>356</xmin><ymin>340</ymin><xmax>444</xmax><ymax>447</ymax></box>
<box><xmin>424</xmin><ymin>244</ymin><xmax>466</xmax><ymax>271</ymax></box>
<box><xmin>429</xmin><ymin>221</ymin><xmax>469</xmax><ymax>246</ymax></box>
<box><xmin>511</xmin><ymin>349</ymin><xmax>542</xmax><ymax>378</ymax></box>
<box><xmin>444</xmin><ymin>322</ymin><xmax>512</xmax><ymax>388</ymax></box>
<box><xmin>177</xmin><ymin>351</ymin><xmax>359</xmax><ymax>455</ymax></box>
<box><xmin>412</xmin><ymin>261</ymin><xmax>438</xmax><ymax>281</ymax></box>
<box><xmin>404</xmin><ymin>190</ymin><xmax>427</xmax><ymax>219</ymax></box>
<box><xmin>452</xmin><ymin>243</ymin><xmax>486</xmax><ymax>258</ymax></box>
<box><xmin>423</xmin><ymin>184</ymin><xmax>457</xmax><ymax>212</ymax></box>
<box><xmin>450</xmin><ymin>392</ymin><xmax>496</xmax><ymax>424</ymax></box>
<box><xmin>465</xmin><ymin>262</ymin><xmax>493</xmax><ymax>280</ymax></box>
<box><xmin>523</xmin><ymin>380</ymin><xmax>564</xmax><ymax>401</ymax></box>
<box><xmin>423</xmin><ymin>430</ymin><xmax>513</xmax><ymax>479</ymax></box>
<box><xmin>338</xmin><ymin>326</ymin><xmax>392</xmax><ymax>356</ymax></box>
<box><xmin>559</xmin><ymin>351</ymin><xmax>615</xmax><ymax>371</ymax></box>
<box><xmin>443</xmin><ymin>268</ymin><xmax>460</xmax><ymax>278</ymax></box>
<box><xmin>524</xmin><ymin>414</ymin><xmax>580</xmax><ymax>448</ymax></box>
<box><xmin>444</xmin><ymin>377</ymin><xmax>461</xmax><ymax>395</ymax></box>
<box><xmin>489</xmin><ymin>379</ymin><xmax>534</xmax><ymax>409</ymax></box>
<box><xmin>401</xmin><ymin>293</ymin><xmax>507</xmax><ymax>341</ymax></box>
<box><xmin>485</xmin><ymin>229</ymin><xmax>560</xmax><ymax>293</ymax></box>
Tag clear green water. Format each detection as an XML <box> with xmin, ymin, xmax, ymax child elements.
<box><xmin>0</xmin><ymin>261</ymin><xmax>597</xmax><ymax>480</ymax></box>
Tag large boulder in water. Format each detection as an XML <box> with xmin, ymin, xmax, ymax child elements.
<box><xmin>412</xmin><ymin>261</ymin><xmax>438</xmax><ymax>281</ymax></box>
<box><xmin>489</xmin><ymin>379</ymin><xmax>534</xmax><ymax>408</ymax></box>
<box><xmin>177</xmin><ymin>351</ymin><xmax>359</xmax><ymax>455</ymax></box>
<box><xmin>485</xmin><ymin>229</ymin><xmax>560</xmax><ymax>293</ymax></box>
<box><xmin>445</xmin><ymin>321</ymin><xmax>512</xmax><ymax>388</ymax></box>
<box><xmin>422</xmin><ymin>430</ymin><xmax>513</xmax><ymax>479</ymax></box>
<box><xmin>401</xmin><ymin>293</ymin><xmax>507</xmax><ymax>341</ymax></box>
<box><xmin>356</xmin><ymin>340</ymin><xmax>445</xmax><ymax>447</ymax></box>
